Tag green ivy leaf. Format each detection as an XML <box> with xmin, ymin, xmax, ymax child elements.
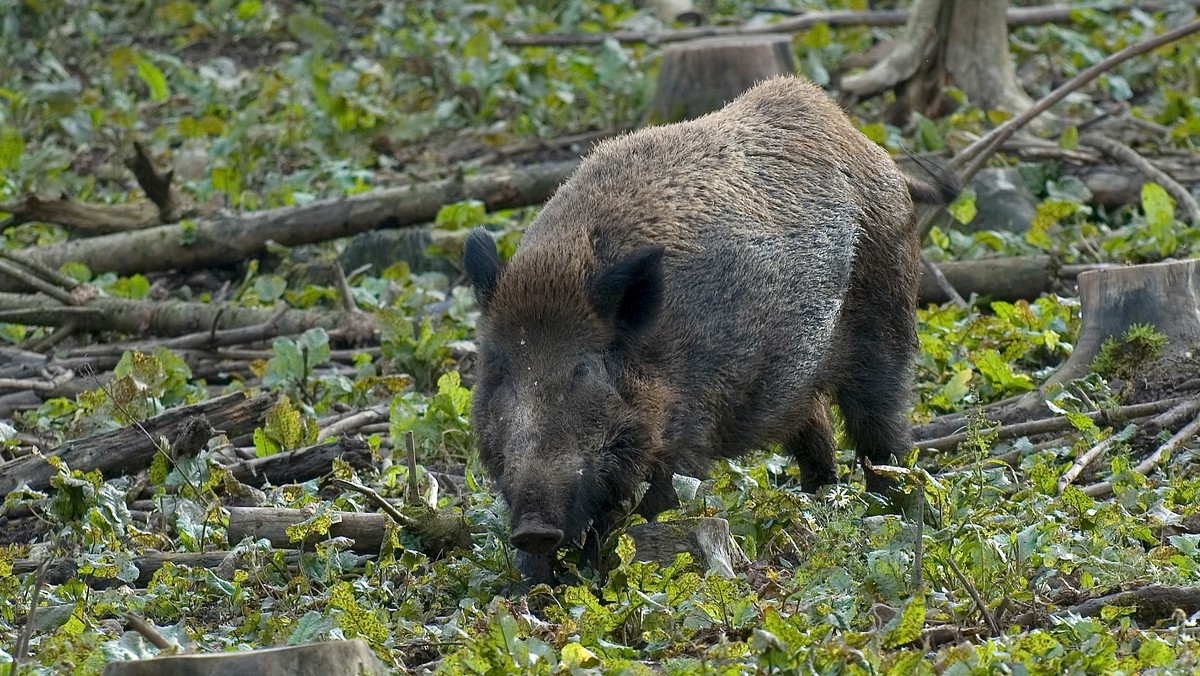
<box><xmin>0</xmin><ymin>125</ymin><xmax>23</xmax><ymax>171</ymax></box>
<box><xmin>1059</xmin><ymin>125</ymin><xmax>1078</xmax><ymax>150</ymax></box>
<box><xmin>1141</xmin><ymin>182</ymin><xmax>1177</xmax><ymax>256</ymax></box>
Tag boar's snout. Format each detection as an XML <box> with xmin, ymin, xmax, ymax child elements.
<box><xmin>510</xmin><ymin>516</ymin><xmax>564</xmax><ymax>555</ymax></box>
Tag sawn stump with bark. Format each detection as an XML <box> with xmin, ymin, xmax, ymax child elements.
<box><xmin>647</xmin><ymin>34</ymin><xmax>795</xmax><ymax>124</ymax></box>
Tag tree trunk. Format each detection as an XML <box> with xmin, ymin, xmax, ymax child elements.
<box><xmin>842</xmin><ymin>0</ymin><xmax>1034</xmax><ymax>119</ymax></box>
<box><xmin>647</xmin><ymin>34</ymin><xmax>795</xmax><ymax>124</ymax></box>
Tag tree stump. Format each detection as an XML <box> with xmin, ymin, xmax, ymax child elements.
<box><xmin>625</xmin><ymin>517</ymin><xmax>746</xmax><ymax>577</ymax></box>
<box><xmin>102</xmin><ymin>639</ymin><xmax>382</xmax><ymax>676</ymax></box>
<box><xmin>1021</xmin><ymin>259</ymin><xmax>1200</xmax><ymax>406</ymax></box>
<box><xmin>646</xmin><ymin>34</ymin><xmax>795</xmax><ymax>125</ymax></box>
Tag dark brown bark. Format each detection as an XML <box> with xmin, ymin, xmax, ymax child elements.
<box><xmin>225</xmin><ymin>436</ymin><xmax>374</xmax><ymax>487</ymax></box>
<box><xmin>1011</xmin><ymin>585</ymin><xmax>1200</xmax><ymax>628</ymax></box>
<box><xmin>0</xmin><ymin>392</ymin><xmax>276</xmax><ymax>494</ymax></box>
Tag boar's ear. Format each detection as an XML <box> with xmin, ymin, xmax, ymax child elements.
<box><xmin>463</xmin><ymin>227</ymin><xmax>502</xmax><ymax>311</ymax></box>
<box><xmin>591</xmin><ymin>245</ymin><xmax>666</xmax><ymax>341</ymax></box>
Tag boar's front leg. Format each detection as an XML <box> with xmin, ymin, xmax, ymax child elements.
<box><xmin>636</xmin><ymin>465</ymin><xmax>679</xmax><ymax>521</ymax></box>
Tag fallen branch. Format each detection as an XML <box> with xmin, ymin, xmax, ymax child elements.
<box><xmin>0</xmin><ymin>292</ymin><xmax>369</xmax><ymax>340</ymax></box>
<box><xmin>1083</xmin><ymin>409</ymin><xmax>1200</xmax><ymax>498</ymax></box>
<box><xmin>0</xmin><ymin>161</ymin><xmax>578</xmax><ymax>293</ymax></box>
<box><xmin>226</xmin><ymin>506</ymin><xmax>389</xmax><ymax>553</ymax></box>
<box><xmin>125</xmin><ymin>140</ymin><xmax>192</xmax><ymax>223</ymax></box>
<box><xmin>917</xmin><ymin>397</ymin><xmax>1188</xmax><ymax>454</ymax></box>
<box><xmin>0</xmin><ymin>193</ymin><xmax>160</xmax><ymax>235</ymax></box>
<box><xmin>502</xmin><ymin>2</ymin><xmax>1195</xmax><ymax>47</ymax></box>
<box><xmin>225</xmin><ymin>436</ymin><xmax>374</xmax><ymax>488</ymax></box>
<box><xmin>0</xmin><ymin>392</ymin><xmax>276</xmax><ymax>495</ymax></box>
<box><xmin>1059</xmin><ymin>400</ymin><xmax>1200</xmax><ymax>493</ymax></box>
<box><xmin>1082</xmin><ymin>134</ymin><xmax>1200</xmax><ymax>224</ymax></box>
<box><xmin>1011</xmin><ymin>584</ymin><xmax>1200</xmax><ymax>628</ymax></box>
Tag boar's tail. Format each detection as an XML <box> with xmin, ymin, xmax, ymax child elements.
<box><xmin>900</xmin><ymin>151</ymin><xmax>960</xmax><ymax>205</ymax></box>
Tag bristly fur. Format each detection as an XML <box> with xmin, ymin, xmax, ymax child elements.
<box><xmin>465</xmin><ymin>75</ymin><xmax>951</xmax><ymax>582</ymax></box>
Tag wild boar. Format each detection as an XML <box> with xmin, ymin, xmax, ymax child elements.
<box><xmin>463</xmin><ymin>76</ymin><xmax>956</xmax><ymax>582</ymax></box>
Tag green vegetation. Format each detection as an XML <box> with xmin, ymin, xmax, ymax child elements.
<box><xmin>3</xmin><ymin>1</ymin><xmax>1200</xmax><ymax>674</ymax></box>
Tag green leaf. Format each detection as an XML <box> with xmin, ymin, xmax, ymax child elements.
<box><xmin>134</xmin><ymin>57</ymin><xmax>169</xmax><ymax>102</ymax></box>
<box><xmin>1059</xmin><ymin>125</ymin><xmax>1078</xmax><ymax>150</ymax></box>
<box><xmin>1142</xmin><ymin>182</ymin><xmax>1178</xmax><ymax>256</ymax></box>
<box><xmin>286</xmin><ymin>12</ymin><xmax>337</xmax><ymax>47</ymax></box>
<box><xmin>885</xmin><ymin>593</ymin><xmax>925</xmax><ymax>648</ymax></box>
<box><xmin>1138</xmin><ymin>637</ymin><xmax>1175</xmax><ymax>667</ymax></box>
<box><xmin>235</xmin><ymin>0</ymin><xmax>261</xmax><ymax>19</ymax></box>
<box><xmin>801</xmin><ymin>23</ymin><xmax>830</xmax><ymax>49</ymax></box>
<box><xmin>947</xmin><ymin>188</ymin><xmax>977</xmax><ymax>225</ymax></box>
<box><xmin>0</xmin><ymin>126</ymin><xmax>23</xmax><ymax>171</ymax></box>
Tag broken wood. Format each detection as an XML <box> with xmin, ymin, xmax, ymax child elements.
<box><xmin>502</xmin><ymin>3</ymin><xmax>1195</xmax><ymax>47</ymax></box>
<box><xmin>917</xmin><ymin>396</ymin><xmax>1188</xmax><ymax>454</ymax></box>
<box><xmin>226</xmin><ymin>507</ymin><xmax>388</xmax><ymax>553</ymax></box>
<box><xmin>225</xmin><ymin>436</ymin><xmax>374</xmax><ymax>487</ymax></box>
<box><xmin>1083</xmin><ymin>409</ymin><xmax>1200</xmax><ymax>498</ymax></box>
<box><xmin>0</xmin><ymin>162</ymin><xmax>578</xmax><ymax>293</ymax></box>
<box><xmin>1082</xmin><ymin>135</ymin><xmax>1200</xmax><ymax>224</ymax></box>
<box><xmin>1011</xmin><ymin>584</ymin><xmax>1200</xmax><ymax>629</ymax></box>
<box><xmin>625</xmin><ymin>517</ymin><xmax>747</xmax><ymax>577</ymax></box>
<box><xmin>124</xmin><ymin>141</ymin><xmax>192</xmax><ymax>224</ymax></box>
<box><xmin>0</xmin><ymin>193</ymin><xmax>160</xmax><ymax>235</ymax></box>
<box><xmin>646</xmin><ymin>34</ymin><xmax>794</xmax><ymax>124</ymax></box>
<box><xmin>0</xmin><ymin>292</ymin><xmax>368</xmax><ymax>340</ymax></box>
<box><xmin>0</xmin><ymin>392</ymin><xmax>276</xmax><ymax>495</ymax></box>
<box><xmin>100</xmin><ymin>639</ymin><xmax>383</xmax><ymax>676</ymax></box>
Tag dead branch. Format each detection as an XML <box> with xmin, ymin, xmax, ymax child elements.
<box><xmin>225</xmin><ymin>436</ymin><xmax>374</xmax><ymax>487</ymax></box>
<box><xmin>1082</xmin><ymin>134</ymin><xmax>1200</xmax><ymax>224</ymax></box>
<box><xmin>1083</xmin><ymin>410</ymin><xmax>1200</xmax><ymax>498</ymax></box>
<box><xmin>1059</xmin><ymin>400</ymin><xmax>1200</xmax><ymax>493</ymax></box>
<box><xmin>0</xmin><ymin>392</ymin><xmax>275</xmax><ymax>495</ymax></box>
<box><xmin>0</xmin><ymin>291</ymin><xmax>369</xmax><ymax>340</ymax></box>
<box><xmin>918</xmin><ymin>397</ymin><xmax>1188</xmax><ymax>454</ymax></box>
<box><xmin>1011</xmin><ymin>584</ymin><xmax>1200</xmax><ymax>628</ymax></box>
<box><xmin>0</xmin><ymin>193</ymin><xmax>160</xmax><ymax>235</ymax></box>
<box><xmin>317</xmin><ymin>404</ymin><xmax>389</xmax><ymax>440</ymax></box>
<box><xmin>920</xmin><ymin>252</ymin><xmax>967</xmax><ymax>308</ymax></box>
<box><xmin>0</xmin><ymin>161</ymin><xmax>578</xmax><ymax>293</ymax></box>
<box><xmin>226</xmin><ymin>506</ymin><xmax>389</xmax><ymax>553</ymax></box>
<box><xmin>125</xmin><ymin>141</ymin><xmax>191</xmax><ymax>223</ymax></box>
<box><xmin>502</xmin><ymin>2</ymin><xmax>1196</xmax><ymax>47</ymax></box>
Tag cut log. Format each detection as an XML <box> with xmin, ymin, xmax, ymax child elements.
<box><xmin>646</xmin><ymin>34</ymin><xmax>794</xmax><ymax>125</ymax></box>
<box><xmin>101</xmin><ymin>639</ymin><xmax>382</xmax><ymax>676</ymax></box>
<box><xmin>0</xmin><ymin>162</ymin><xmax>578</xmax><ymax>293</ymax></box>
<box><xmin>226</xmin><ymin>507</ymin><xmax>388</xmax><ymax>553</ymax></box>
<box><xmin>918</xmin><ymin>255</ymin><xmax>1056</xmax><ymax>305</ymax></box>
<box><xmin>0</xmin><ymin>392</ymin><xmax>275</xmax><ymax>495</ymax></box>
<box><xmin>625</xmin><ymin>517</ymin><xmax>746</xmax><ymax>577</ymax></box>
<box><xmin>1022</xmin><ymin>260</ymin><xmax>1200</xmax><ymax>403</ymax></box>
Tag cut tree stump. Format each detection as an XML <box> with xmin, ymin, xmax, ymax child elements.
<box><xmin>625</xmin><ymin>517</ymin><xmax>746</xmax><ymax>577</ymax></box>
<box><xmin>101</xmin><ymin>639</ymin><xmax>382</xmax><ymax>676</ymax></box>
<box><xmin>1020</xmin><ymin>259</ymin><xmax>1200</xmax><ymax>408</ymax></box>
<box><xmin>647</xmin><ymin>34</ymin><xmax>795</xmax><ymax>124</ymax></box>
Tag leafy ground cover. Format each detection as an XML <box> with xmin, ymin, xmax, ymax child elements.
<box><xmin>2</xmin><ymin>0</ymin><xmax>1200</xmax><ymax>673</ymax></box>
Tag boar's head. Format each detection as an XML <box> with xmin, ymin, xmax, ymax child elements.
<box><xmin>462</xmin><ymin>227</ymin><xmax>666</xmax><ymax>569</ymax></box>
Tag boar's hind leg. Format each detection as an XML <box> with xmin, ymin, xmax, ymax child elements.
<box><xmin>785</xmin><ymin>399</ymin><xmax>838</xmax><ymax>492</ymax></box>
<box><xmin>832</xmin><ymin>325</ymin><xmax>915</xmax><ymax>496</ymax></box>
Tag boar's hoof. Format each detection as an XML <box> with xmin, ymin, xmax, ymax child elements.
<box><xmin>510</xmin><ymin>522</ymin><xmax>564</xmax><ymax>555</ymax></box>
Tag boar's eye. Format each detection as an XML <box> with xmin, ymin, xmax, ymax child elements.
<box><xmin>572</xmin><ymin>362</ymin><xmax>591</xmax><ymax>381</ymax></box>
